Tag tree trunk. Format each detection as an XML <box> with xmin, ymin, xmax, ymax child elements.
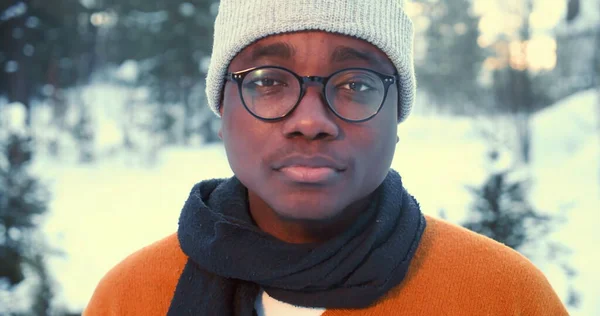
<box><xmin>516</xmin><ymin>112</ymin><xmax>532</xmax><ymax>164</ymax></box>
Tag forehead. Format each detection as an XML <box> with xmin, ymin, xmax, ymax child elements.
<box><xmin>229</xmin><ymin>31</ymin><xmax>395</xmax><ymax>73</ymax></box>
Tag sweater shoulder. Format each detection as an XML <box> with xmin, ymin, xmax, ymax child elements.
<box><xmin>325</xmin><ymin>216</ymin><xmax>567</xmax><ymax>316</ymax></box>
<box><xmin>426</xmin><ymin>216</ymin><xmax>565</xmax><ymax>282</ymax></box>
<box><xmin>422</xmin><ymin>215</ymin><xmax>533</xmax><ymax>265</ymax></box>
<box><xmin>403</xmin><ymin>215</ymin><xmax>567</xmax><ymax>314</ymax></box>
<box><xmin>84</xmin><ymin>233</ymin><xmax>187</xmax><ymax>315</ymax></box>
<box><xmin>418</xmin><ymin>215</ymin><xmax>557</xmax><ymax>287</ymax></box>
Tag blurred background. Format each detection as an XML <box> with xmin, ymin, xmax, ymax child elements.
<box><xmin>0</xmin><ymin>0</ymin><xmax>598</xmax><ymax>315</ymax></box>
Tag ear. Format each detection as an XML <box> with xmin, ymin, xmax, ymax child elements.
<box><xmin>218</xmin><ymin>105</ymin><xmax>224</xmax><ymax>140</ymax></box>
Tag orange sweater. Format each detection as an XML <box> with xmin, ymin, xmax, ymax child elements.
<box><xmin>85</xmin><ymin>216</ymin><xmax>567</xmax><ymax>315</ymax></box>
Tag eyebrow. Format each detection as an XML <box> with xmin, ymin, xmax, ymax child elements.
<box><xmin>247</xmin><ymin>42</ymin><xmax>296</xmax><ymax>62</ymax></box>
<box><xmin>330</xmin><ymin>46</ymin><xmax>389</xmax><ymax>67</ymax></box>
<box><xmin>242</xmin><ymin>43</ymin><xmax>393</xmax><ymax>71</ymax></box>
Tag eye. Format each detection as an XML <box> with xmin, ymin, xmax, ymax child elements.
<box><xmin>338</xmin><ymin>81</ymin><xmax>374</xmax><ymax>92</ymax></box>
<box><xmin>251</xmin><ymin>78</ymin><xmax>286</xmax><ymax>87</ymax></box>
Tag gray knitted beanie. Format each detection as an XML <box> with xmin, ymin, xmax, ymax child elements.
<box><xmin>206</xmin><ymin>0</ymin><xmax>416</xmax><ymax>122</ymax></box>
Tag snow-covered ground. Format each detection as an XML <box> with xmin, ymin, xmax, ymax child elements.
<box><xmin>8</xmin><ymin>88</ymin><xmax>598</xmax><ymax>314</ymax></box>
<box><xmin>529</xmin><ymin>90</ymin><xmax>600</xmax><ymax>314</ymax></box>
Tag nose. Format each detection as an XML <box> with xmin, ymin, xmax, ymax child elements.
<box><xmin>281</xmin><ymin>86</ymin><xmax>340</xmax><ymax>140</ymax></box>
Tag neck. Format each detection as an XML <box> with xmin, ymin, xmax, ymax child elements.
<box><xmin>247</xmin><ymin>191</ymin><xmax>374</xmax><ymax>244</ymax></box>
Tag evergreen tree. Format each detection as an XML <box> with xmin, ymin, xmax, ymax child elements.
<box><xmin>557</xmin><ymin>0</ymin><xmax>600</xmax><ymax>183</ymax></box>
<box><xmin>489</xmin><ymin>0</ymin><xmax>537</xmax><ymax>164</ymax></box>
<box><xmin>566</xmin><ymin>0</ymin><xmax>580</xmax><ymax>23</ymax></box>
<box><xmin>94</xmin><ymin>0</ymin><xmax>221</xmax><ymax>145</ymax></box>
<box><xmin>0</xmin><ymin>0</ymin><xmax>96</xmax><ymax>126</ymax></box>
<box><xmin>0</xmin><ymin>105</ymin><xmax>53</xmax><ymax>312</ymax></box>
<box><xmin>30</xmin><ymin>252</ymin><xmax>54</xmax><ymax>316</ymax></box>
<box><xmin>463</xmin><ymin>154</ymin><xmax>553</xmax><ymax>250</ymax></box>
<box><xmin>3</xmin><ymin>0</ymin><xmax>223</xmax><ymax>152</ymax></box>
<box><xmin>414</xmin><ymin>0</ymin><xmax>486</xmax><ymax>113</ymax></box>
<box><xmin>71</xmin><ymin>102</ymin><xmax>96</xmax><ymax>164</ymax></box>
<box><xmin>0</xmin><ymin>134</ymin><xmax>45</xmax><ymax>286</ymax></box>
<box><xmin>464</xmin><ymin>149</ymin><xmax>579</xmax><ymax>308</ymax></box>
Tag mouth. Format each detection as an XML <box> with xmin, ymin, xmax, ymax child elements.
<box><xmin>278</xmin><ymin>166</ymin><xmax>340</xmax><ymax>184</ymax></box>
<box><xmin>273</xmin><ymin>155</ymin><xmax>346</xmax><ymax>184</ymax></box>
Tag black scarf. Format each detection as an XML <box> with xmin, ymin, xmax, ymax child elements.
<box><xmin>168</xmin><ymin>169</ymin><xmax>426</xmax><ymax>315</ymax></box>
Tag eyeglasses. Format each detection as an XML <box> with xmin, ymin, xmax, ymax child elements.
<box><xmin>225</xmin><ymin>66</ymin><xmax>398</xmax><ymax>122</ymax></box>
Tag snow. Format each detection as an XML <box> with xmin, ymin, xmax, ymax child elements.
<box><xmin>25</xmin><ymin>16</ymin><xmax>40</xmax><ymax>29</ymax></box>
<box><xmin>0</xmin><ymin>2</ymin><xmax>27</xmax><ymax>22</ymax></box>
<box><xmin>530</xmin><ymin>90</ymin><xmax>599</xmax><ymax>315</ymax></box>
<box><xmin>531</xmin><ymin>90</ymin><xmax>597</xmax><ymax>164</ymax></box>
<box><xmin>4</xmin><ymin>60</ymin><xmax>19</xmax><ymax>73</ymax></box>
<box><xmin>179</xmin><ymin>3</ymin><xmax>196</xmax><ymax>17</ymax></box>
<box><xmin>79</xmin><ymin>0</ymin><xmax>96</xmax><ymax>10</ymax></box>
<box><xmin>115</xmin><ymin>60</ymin><xmax>139</xmax><ymax>83</ymax></box>
<box><xmin>23</xmin><ymin>44</ymin><xmax>35</xmax><ymax>57</ymax></box>
<box><xmin>36</xmin><ymin>145</ymin><xmax>233</xmax><ymax>311</ymax></box>
<box><xmin>5</xmin><ymin>87</ymin><xmax>597</xmax><ymax>315</ymax></box>
<box><xmin>0</xmin><ymin>102</ymin><xmax>28</xmax><ymax>135</ymax></box>
<box><xmin>392</xmin><ymin>115</ymin><xmax>488</xmax><ymax>223</ymax></box>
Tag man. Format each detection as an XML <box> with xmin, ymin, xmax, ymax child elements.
<box><xmin>85</xmin><ymin>0</ymin><xmax>567</xmax><ymax>315</ymax></box>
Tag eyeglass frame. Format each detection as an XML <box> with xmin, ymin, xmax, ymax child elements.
<box><xmin>224</xmin><ymin>65</ymin><xmax>400</xmax><ymax>123</ymax></box>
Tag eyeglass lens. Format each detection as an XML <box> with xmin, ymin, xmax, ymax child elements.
<box><xmin>240</xmin><ymin>68</ymin><xmax>386</xmax><ymax>121</ymax></box>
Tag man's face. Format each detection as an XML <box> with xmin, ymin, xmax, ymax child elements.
<box><xmin>219</xmin><ymin>31</ymin><xmax>398</xmax><ymax>221</ymax></box>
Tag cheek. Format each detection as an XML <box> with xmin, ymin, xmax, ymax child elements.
<box><xmin>221</xmin><ymin>91</ymin><xmax>248</xmax><ymax>166</ymax></box>
<box><xmin>361</xmin><ymin>123</ymin><xmax>397</xmax><ymax>164</ymax></box>
<box><xmin>221</xmin><ymin>86</ymin><xmax>249</xmax><ymax>146</ymax></box>
<box><xmin>352</xmin><ymin>98</ymin><xmax>398</xmax><ymax>177</ymax></box>
<box><xmin>377</xmin><ymin>91</ymin><xmax>399</xmax><ymax>152</ymax></box>
<box><xmin>380</xmin><ymin>98</ymin><xmax>399</xmax><ymax>158</ymax></box>
<box><xmin>221</xmin><ymin>90</ymin><xmax>270</xmax><ymax>176</ymax></box>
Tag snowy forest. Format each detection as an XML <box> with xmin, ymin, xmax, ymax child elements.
<box><xmin>0</xmin><ymin>0</ymin><xmax>598</xmax><ymax>315</ymax></box>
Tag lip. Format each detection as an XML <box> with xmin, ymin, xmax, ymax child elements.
<box><xmin>273</xmin><ymin>155</ymin><xmax>346</xmax><ymax>184</ymax></box>
<box><xmin>279</xmin><ymin>166</ymin><xmax>339</xmax><ymax>184</ymax></box>
<box><xmin>273</xmin><ymin>156</ymin><xmax>347</xmax><ymax>171</ymax></box>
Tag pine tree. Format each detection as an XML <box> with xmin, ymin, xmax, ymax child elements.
<box><xmin>489</xmin><ymin>0</ymin><xmax>540</xmax><ymax>165</ymax></box>
<box><xmin>30</xmin><ymin>253</ymin><xmax>54</xmax><ymax>316</ymax></box>
<box><xmin>0</xmin><ymin>134</ymin><xmax>44</xmax><ymax>285</ymax></box>
<box><xmin>94</xmin><ymin>0</ymin><xmax>221</xmax><ymax>145</ymax></box>
<box><xmin>0</xmin><ymin>0</ymin><xmax>95</xmax><ymax>126</ymax></box>
<box><xmin>414</xmin><ymin>0</ymin><xmax>486</xmax><ymax>113</ymax></box>
<box><xmin>556</xmin><ymin>0</ymin><xmax>600</xmax><ymax>184</ymax></box>
<box><xmin>463</xmin><ymin>156</ymin><xmax>553</xmax><ymax>251</ymax></box>
<box><xmin>71</xmin><ymin>102</ymin><xmax>96</xmax><ymax>164</ymax></box>
<box><xmin>463</xmin><ymin>149</ymin><xmax>580</xmax><ymax>308</ymax></box>
<box><xmin>0</xmin><ymin>108</ymin><xmax>52</xmax><ymax>312</ymax></box>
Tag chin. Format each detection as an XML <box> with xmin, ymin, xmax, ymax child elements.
<box><xmin>269</xmin><ymin>197</ymin><xmax>344</xmax><ymax>221</ymax></box>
